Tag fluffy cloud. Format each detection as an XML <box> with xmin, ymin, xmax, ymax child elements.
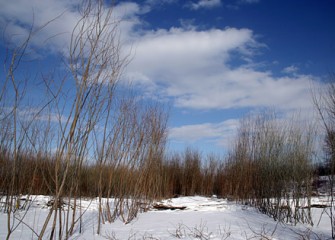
<box><xmin>172</xmin><ymin>70</ymin><xmax>315</xmax><ymax>111</ymax></box>
<box><xmin>169</xmin><ymin>119</ymin><xmax>239</xmax><ymax>149</ymax></box>
<box><xmin>0</xmin><ymin>0</ymin><xmax>78</xmax><ymax>52</ymax></box>
<box><xmin>128</xmin><ymin>27</ymin><xmax>255</xmax><ymax>76</ymax></box>
<box><xmin>282</xmin><ymin>65</ymin><xmax>299</xmax><ymax>74</ymax></box>
<box><xmin>0</xmin><ymin>0</ymin><xmax>142</xmax><ymax>54</ymax></box>
<box><xmin>2</xmin><ymin>0</ymin><xmax>314</xmax><ymax>115</ymax></box>
<box><xmin>188</xmin><ymin>0</ymin><xmax>222</xmax><ymax>10</ymax></box>
<box><xmin>126</xmin><ymin>25</ymin><xmax>317</xmax><ymax>113</ymax></box>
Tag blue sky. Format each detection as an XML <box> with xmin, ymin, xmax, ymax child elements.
<box><xmin>1</xmin><ymin>0</ymin><xmax>334</xmax><ymax>155</ymax></box>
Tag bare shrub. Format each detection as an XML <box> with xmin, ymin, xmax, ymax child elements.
<box><xmin>224</xmin><ymin>111</ymin><xmax>315</xmax><ymax>224</ymax></box>
<box><xmin>313</xmin><ymin>73</ymin><xmax>335</xmax><ymax>238</ymax></box>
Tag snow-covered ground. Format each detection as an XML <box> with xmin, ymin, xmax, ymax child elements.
<box><xmin>0</xmin><ymin>195</ymin><xmax>332</xmax><ymax>239</ymax></box>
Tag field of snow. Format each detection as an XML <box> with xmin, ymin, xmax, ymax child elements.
<box><xmin>0</xmin><ymin>195</ymin><xmax>332</xmax><ymax>239</ymax></box>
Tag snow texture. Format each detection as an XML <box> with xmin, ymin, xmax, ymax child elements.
<box><xmin>0</xmin><ymin>195</ymin><xmax>332</xmax><ymax>239</ymax></box>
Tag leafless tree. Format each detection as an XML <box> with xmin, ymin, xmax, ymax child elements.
<box><xmin>1</xmin><ymin>0</ymin><xmax>171</xmax><ymax>237</ymax></box>
<box><xmin>0</xmin><ymin>13</ymin><xmax>63</xmax><ymax>238</ymax></box>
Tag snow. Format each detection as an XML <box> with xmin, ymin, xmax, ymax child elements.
<box><xmin>0</xmin><ymin>195</ymin><xmax>332</xmax><ymax>239</ymax></box>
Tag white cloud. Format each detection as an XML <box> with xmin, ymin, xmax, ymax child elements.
<box><xmin>0</xmin><ymin>0</ymin><xmax>318</xmax><ymax>116</ymax></box>
<box><xmin>126</xmin><ymin>27</ymin><xmax>256</xmax><ymax>85</ymax></box>
<box><xmin>0</xmin><ymin>0</ymin><xmax>80</xmax><ymax>52</ymax></box>
<box><xmin>0</xmin><ymin>0</ymin><xmax>142</xmax><ymax>55</ymax></box>
<box><xmin>170</xmin><ymin>123</ymin><xmax>221</xmax><ymax>141</ymax></box>
<box><xmin>169</xmin><ymin>119</ymin><xmax>239</xmax><ymax>149</ymax></box>
<box><xmin>173</xmin><ymin>70</ymin><xmax>316</xmax><ymax>111</ymax></box>
<box><xmin>189</xmin><ymin>0</ymin><xmax>222</xmax><ymax>10</ymax></box>
<box><xmin>282</xmin><ymin>65</ymin><xmax>299</xmax><ymax>74</ymax></box>
<box><xmin>126</xmin><ymin>25</ymin><xmax>318</xmax><ymax>113</ymax></box>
